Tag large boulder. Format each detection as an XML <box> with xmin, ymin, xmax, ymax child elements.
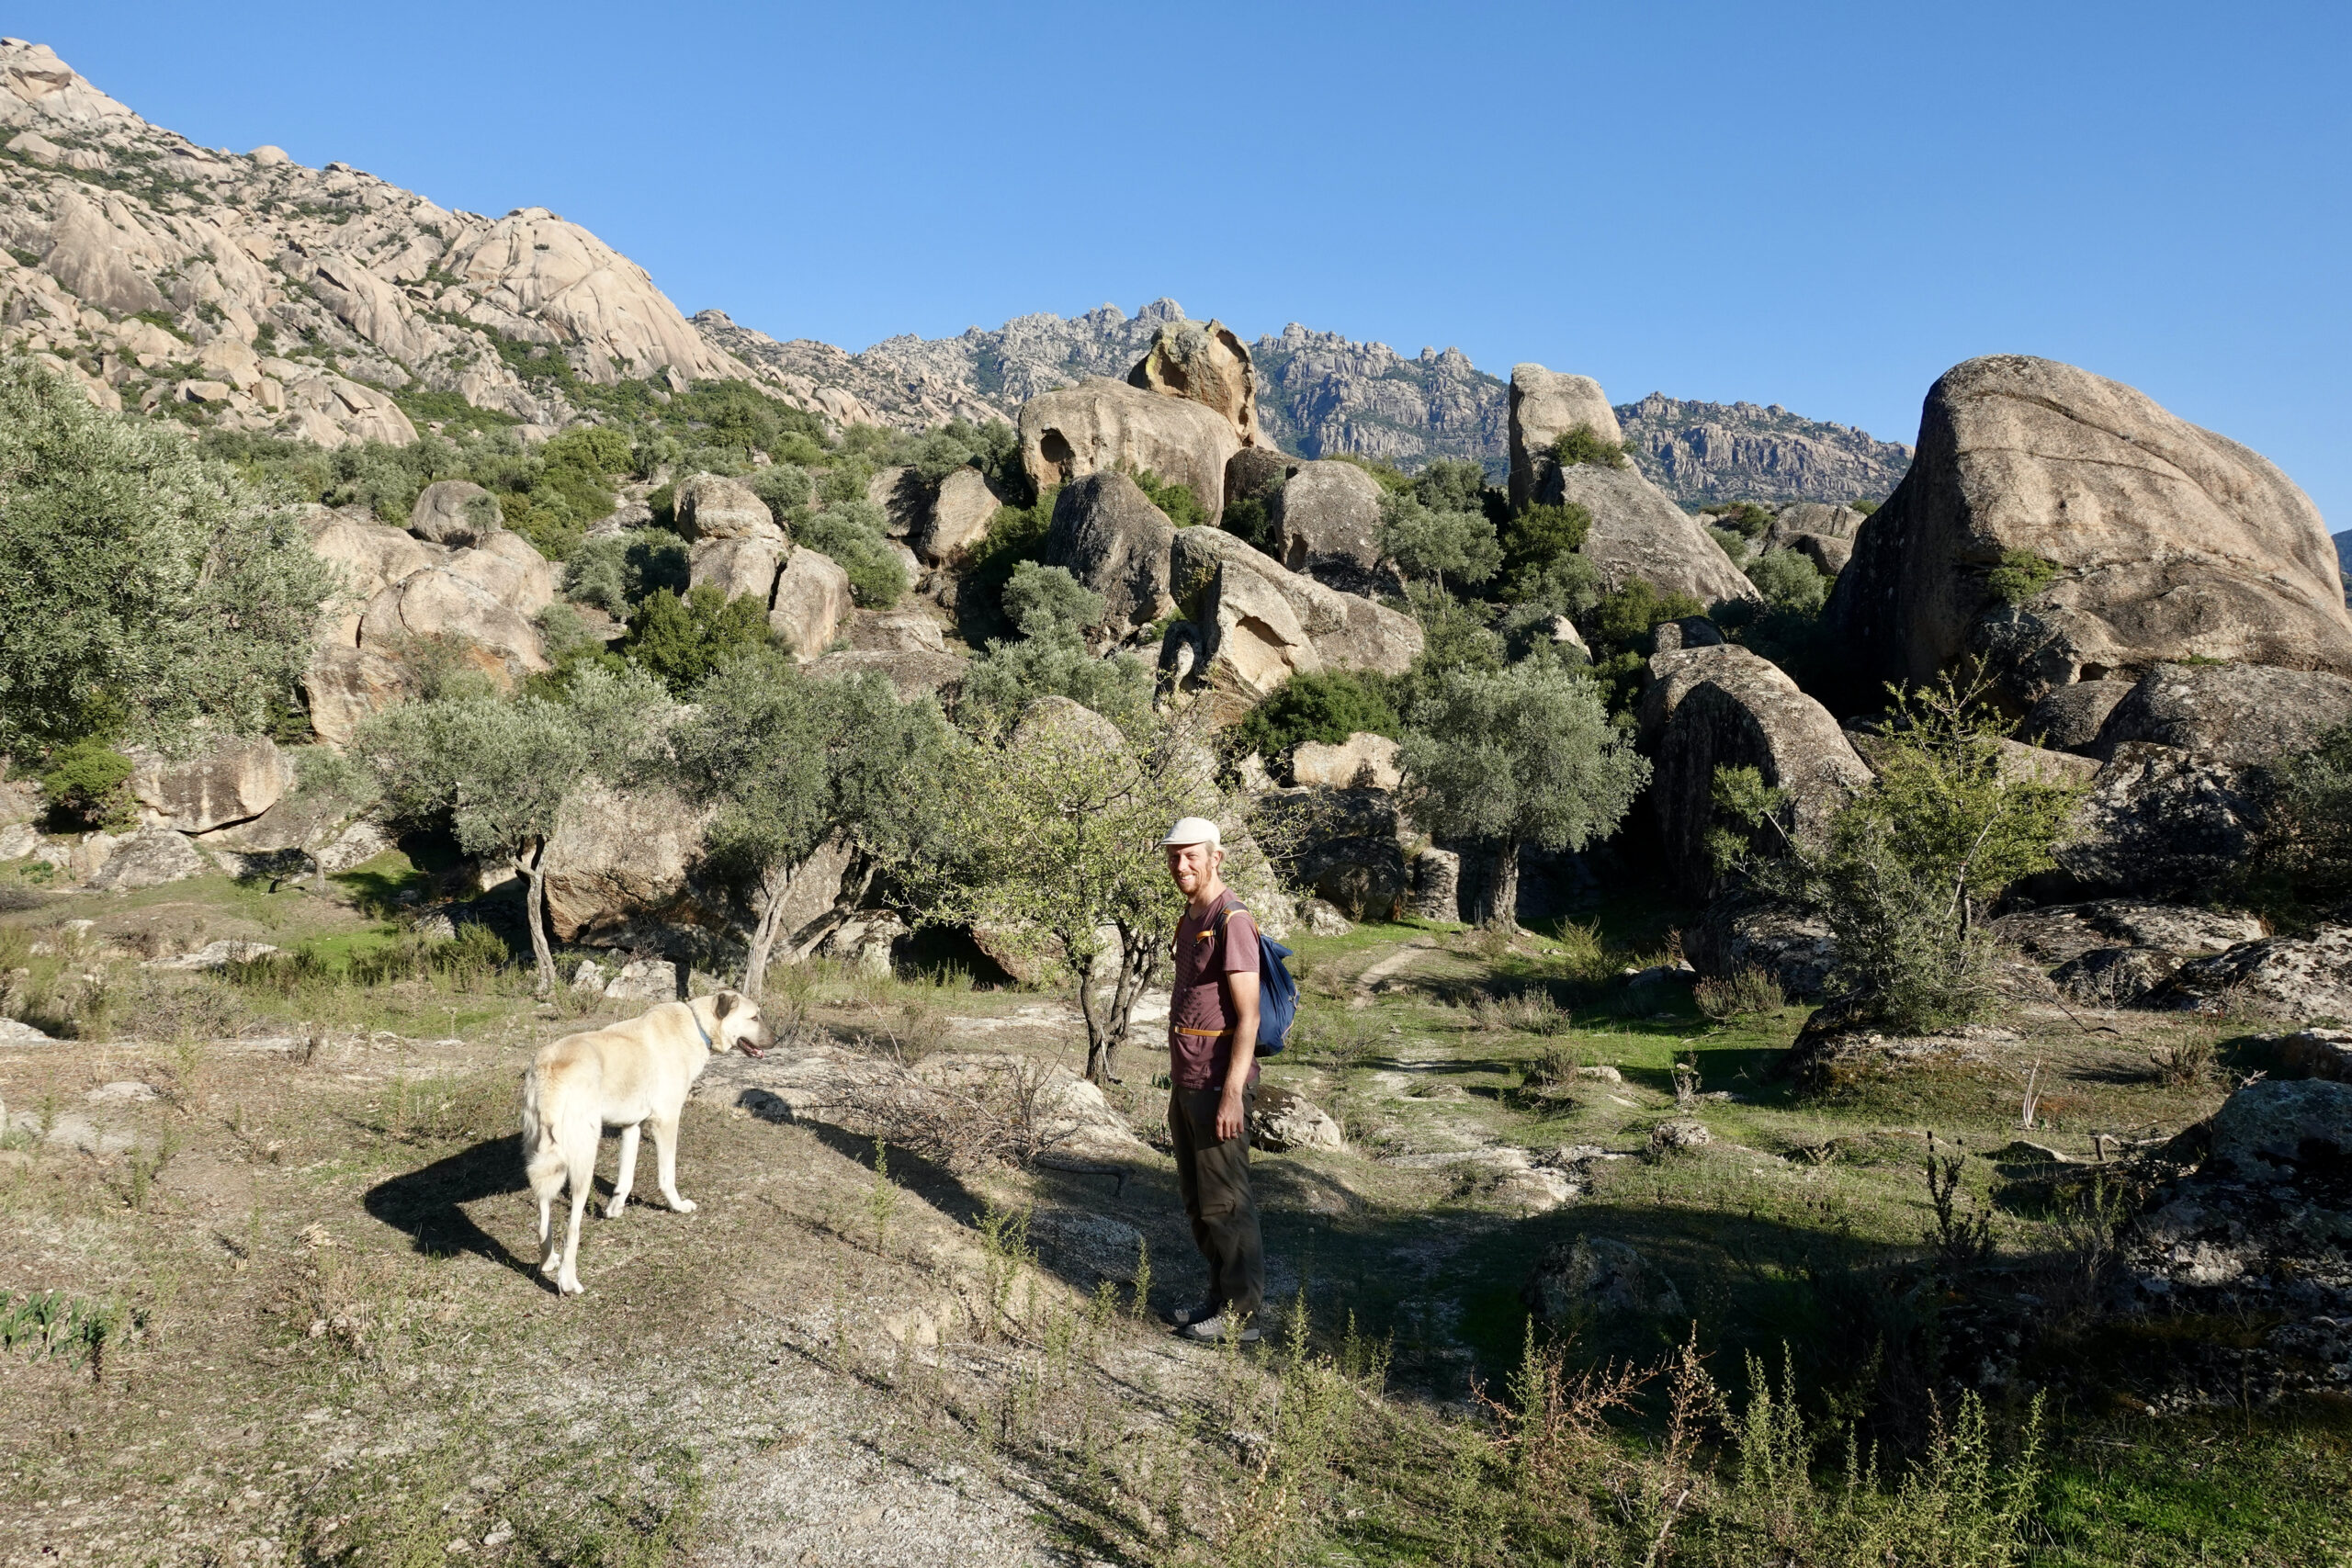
<box><xmin>674</xmin><ymin>473</ymin><xmax>782</xmax><ymax>542</ymax></box>
<box><xmin>443</xmin><ymin>535</ymin><xmax>556</xmax><ymax>619</ymax></box>
<box><xmin>1762</xmin><ymin>502</ymin><xmax>1864</xmax><ymax>576</ymax></box>
<box><xmin>2055</xmin><ymin>743</ymin><xmax>2269</xmax><ymax>899</ymax></box>
<box><xmin>1127</xmin><ymin>319</ymin><xmax>1261</xmax><ymax>448</ymax></box>
<box><xmin>1638</xmin><ymin>643</ymin><xmax>1872</xmax><ymax>898</ymax></box>
<box><xmin>1290</xmin><ymin>731</ymin><xmax>1401</xmax><ymax>790</ymax></box>
<box><xmin>1270</xmin><ymin>459</ymin><xmax>1385</xmax><ymax>589</ymax></box>
<box><xmin>2160</xmin><ymin>924</ymin><xmax>2352</xmax><ymax>1023</ymax></box>
<box><xmin>1044</xmin><ymin>472</ymin><xmax>1178</xmax><ymax>641</ymax></box>
<box><xmin>357</xmin><ymin>569</ymin><xmax>550</xmax><ymax>682</ymax></box>
<box><xmin>1994</xmin><ymin>899</ymin><xmax>2267</xmax><ymax>1007</ymax></box>
<box><xmin>2207</xmin><ymin>1077</ymin><xmax>2352</xmax><ymax>1179</ymax></box>
<box><xmin>867</xmin><ymin>466</ymin><xmax>929</xmax><ymax>538</ymax></box>
<box><xmin>1018</xmin><ymin>378</ymin><xmax>1240</xmax><ymax>525</ymax></box>
<box><xmin>128</xmin><ymin>735</ymin><xmax>292</xmax><ymax>832</ymax></box>
<box><xmin>1546</xmin><ymin>462</ymin><xmax>1762</xmax><ymax>610</ymax></box>
<box><xmin>303</xmin><ymin>509</ymin><xmax>436</xmax><ymax>646</ymax></box>
<box><xmin>1251</xmin><ymin>787</ymin><xmax>1411</xmax><ymax>915</ymax></box>
<box><xmin>302</xmin><ymin>646</ymin><xmax>410</xmax><ymax>746</ymax></box>
<box><xmin>1225</xmin><ymin>447</ymin><xmax>1300</xmax><ymax>508</ymax></box>
<box><xmin>1686</xmin><ymin>892</ymin><xmax>1840</xmax><ymax>999</ymax></box>
<box><xmin>1166</xmin><ymin>527</ymin><xmax>1421</xmax><ymax>710</ymax></box>
<box><xmin>917</xmin><ymin>467</ymin><xmax>1001</xmax><ymax>564</ymax></box>
<box><xmin>86</xmin><ymin>826</ymin><xmax>209</xmax><ymax>892</ymax></box>
<box><xmin>1821</xmin><ymin>355</ymin><xmax>2352</xmax><ymax>716</ymax></box>
<box><xmin>770</xmin><ymin>547</ymin><xmax>853</xmax><ymax>659</ymax></box>
<box><xmin>1524</xmin><ymin>1235</ymin><xmax>1685</xmax><ymax>1323</ymax></box>
<box><xmin>2089</xmin><ymin>662</ymin><xmax>2352</xmax><ymax>765</ymax></box>
<box><xmin>2023</xmin><ymin>678</ymin><xmax>2134</xmax><ymax>751</ymax></box>
<box><xmin>539</xmin><ymin>781</ymin><xmax>715</xmax><ymax>943</ymax></box>
<box><xmin>407</xmin><ymin>479</ymin><xmax>503</xmax><ymax>547</ymax></box>
<box><xmin>689</xmin><ymin>536</ymin><xmax>785</xmax><ymax>605</ymax></box>
<box><xmin>1508</xmin><ymin>365</ymin><xmax>1623</xmax><ymax>513</ymax></box>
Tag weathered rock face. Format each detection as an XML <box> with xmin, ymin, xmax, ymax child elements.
<box><xmin>1617</xmin><ymin>392</ymin><xmax>1914</xmax><ymax>508</ymax></box>
<box><xmin>866</xmin><ymin>466</ymin><xmax>928</xmax><ymax>537</ymax></box>
<box><xmin>1291</xmin><ymin>732</ymin><xmax>1402</xmax><ymax>792</ymax></box>
<box><xmin>302</xmin><ymin>646</ymin><xmax>410</xmax><ymax>747</ymax></box>
<box><xmin>2055</xmin><ymin>744</ymin><xmax>2269</xmax><ymax>899</ymax></box>
<box><xmin>770</xmin><ymin>547</ymin><xmax>853</xmax><ymax>659</ymax></box>
<box><xmin>407</xmin><ymin>479</ymin><xmax>502</xmax><ymax>547</ymax></box>
<box><xmin>1638</xmin><ymin>643</ymin><xmax>1873</xmax><ymax>898</ymax></box>
<box><xmin>1224</xmin><ymin>446</ymin><xmax>1299</xmax><ymax>506</ymax></box>
<box><xmin>443</xmin><ymin>536</ymin><xmax>555</xmax><ymax>619</ymax></box>
<box><xmin>128</xmin><ymin>735</ymin><xmax>291</xmax><ymax>832</ymax></box>
<box><xmin>1762</xmin><ymin>502</ymin><xmax>1863</xmax><ymax>575</ymax></box>
<box><xmin>1509</xmin><ymin>365</ymin><xmax>1622</xmax><ymax>513</ymax></box>
<box><xmin>1167</xmin><ymin>526</ymin><xmax>1421</xmax><ymax>709</ymax></box>
<box><xmin>2161</xmin><ymin>924</ymin><xmax>2352</xmax><ymax>1022</ymax></box>
<box><xmin>917</xmin><ymin>466</ymin><xmax>1001</xmax><ymax>564</ymax></box>
<box><xmin>303</xmin><ymin>510</ymin><xmax>436</xmax><ymax>644</ymax></box>
<box><xmin>1012</xmin><ymin>694</ymin><xmax>1127</xmax><ymax>755</ymax></box>
<box><xmin>2023</xmin><ymin>678</ymin><xmax>2133</xmax><ymax>751</ymax></box>
<box><xmin>1994</xmin><ymin>899</ymin><xmax>2267</xmax><ymax>1007</ymax></box>
<box><xmin>1044</xmin><ymin>472</ymin><xmax>1178</xmax><ymax>641</ymax></box>
<box><xmin>1251</xmin><ymin>787</ymin><xmax>1410</xmax><ymax>915</ymax></box>
<box><xmin>2090</xmin><ymin>662</ymin><xmax>2352</xmax><ymax>766</ymax></box>
<box><xmin>1127</xmin><ymin>318</ymin><xmax>1260</xmax><ymax>447</ymax></box>
<box><xmin>674</xmin><ymin>474</ymin><xmax>781</xmax><ymax>542</ymax></box>
<box><xmin>539</xmin><ymin>781</ymin><xmax>715</xmax><ymax>944</ymax></box>
<box><xmin>2208</xmin><ymin>1077</ymin><xmax>2352</xmax><ymax>1178</ymax></box>
<box><xmin>1544</xmin><ymin>462</ymin><xmax>1761</xmax><ymax>609</ymax></box>
<box><xmin>1822</xmin><ymin>355</ymin><xmax>2352</xmax><ymax>716</ymax></box>
<box><xmin>1017</xmin><ymin>378</ymin><xmax>1239</xmax><ymax>525</ymax></box>
<box><xmin>1686</xmin><ymin>893</ymin><xmax>1840</xmax><ymax>999</ymax></box>
<box><xmin>86</xmin><ymin>825</ymin><xmax>209</xmax><ymax>891</ymax></box>
<box><xmin>806</xmin><ymin>649</ymin><xmax>967</xmax><ymax>704</ymax></box>
<box><xmin>689</xmin><ymin>536</ymin><xmax>784</xmax><ymax>605</ymax></box>
<box><xmin>845</xmin><ymin>610</ymin><xmax>947</xmax><ymax>654</ymax></box>
<box><xmin>1269</xmin><ymin>459</ymin><xmax>1385</xmax><ymax>589</ymax></box>
<box><xmin>357</xmin><ymin>569</ymin><xmax>550</xmax><ymax>682</ymax></box>
<box><xmin>1250</xmin><ymin>1084</ymin><xmax>1344</xmax><ymax>1152</ymax></box>
<box><xmin>1409</xmin><ymin>845</ymin><xmax>1462</xmax><ymax>921</ymax></box>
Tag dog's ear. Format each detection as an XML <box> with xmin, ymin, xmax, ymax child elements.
<box><xmin>710</xmin><ymin>991</ymin><xmax>738</xmax><ymax>1023</ymax></box>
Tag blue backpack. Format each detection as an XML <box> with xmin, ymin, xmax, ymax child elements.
<box><xmin>1218</xmin><ymin>900</ymin><xmax>1296</xmax><ymax>1055</ymax></box>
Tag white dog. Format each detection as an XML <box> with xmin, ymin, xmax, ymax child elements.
<box><xmin>521</xmin><ymin>989</ymin><xmax>765</xmax><ymax>1295</ymax></box>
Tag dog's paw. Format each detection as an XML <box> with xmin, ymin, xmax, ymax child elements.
<box><xmin>558</xmin><ymin>1275</ymin><xmax>585</xmax><ymax>1296</ymax></box>
<box><xmin>538</xmin><ymin>1253</ymin><xmax>560</xmax><ymax>1277</ymax></box>
<box><xmin>669</xmin><ymin>1197</ymin><xmax>697</xmax><ymax>1214</ymax></box>
<box><xmin>604</xmin><ymin>1201</ymin><xmax>628</xmax><ymax>1220</ymax></box>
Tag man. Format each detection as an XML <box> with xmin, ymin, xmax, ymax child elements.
<box><xmin>1159</xmin><ymin>816</ymin><xmax>1264</xmax><ymax>1344</ymax></box>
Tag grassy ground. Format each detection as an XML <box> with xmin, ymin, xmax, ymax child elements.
<box><xmin>2</xmin><ymin>869</ymin><xmax>2347</xmax><ymax>1566</ymax></box>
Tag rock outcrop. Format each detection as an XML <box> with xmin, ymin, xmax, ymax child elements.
<box><xmin>1018</xmin><ymin>378</ymin><xmax>1239</xmax><ymax>525</ymax></box>
<box><xmin>2055</xmin><ymin>744</ymin><xmax>2270</xmax><ymax>899</ymax></box>
<box><xmin>1269</xmin><ymin>458</ymin><xmax>1385</xmax><ymax>589</ymax></box>
<box><xmin>1637</xmin><ymin>643</ymin><xmax>1873</xmax><ymax>898</ymax></box>
<box><xmin>1127</xmin><ymin>318</ymin><xmax>1259</xmax><ymax>447</ymax></box>
<box><xmin>1615</xmin><ymin>393</ymin><xmax>1913</xmax><ymax>508</ymax></box>
<box><xmin>1821</xmin><ymin>355</ymin><xmax>2352</xmax><ymax>715</ymax></box>
<box><xmin>674</xmin><ymin>474</ymin><xmax>781</xmax><ymax>542</ymax></box>
<box><xmin>1163</xmin><ymin>527</ymin><xmax>1421</xmax><ymax>710</ymax></box>
<box><xmin>1993</xmin><ymin>900</ymin><xmax>2267</xmax><ymax>1007</ymax></box>
<box><xmin>1508</xmin><ymin>365</ymin><xmax>1621</xmax><ymax>512</ymax></box>
<box><xmin>917</xmin><ymin>466</ymin><xmax>1001</xmax><ymax>563</ymax></box>
<box><xmin>688</xmin><ymin>536</ymin><xmax>786</xmax><ymax>605</ymax></box>
<box><xmin>1043</xmin><ymin>472</ymin><xmax>1179</xmax><ymax>641</ymax></box>
<box><xmin>406</xmin><ymin>480</ymin><xmax>501</xmax><ymax>547</ymax></box>
<box><xmin>539</xmin><ymin>781</ymin><xmax>715</xmax><ymax>944</ymax></box>
<box><xmin>1761</xmin><ymin>502</ymin><xmax>1864</xmax><ymax>575</ymax></box>
<box><xmin>128</xmin><ymin>735</ymin><xmax>291</xmax><ymax>833</ymax></box>
<box><xmin>1544</xmin><ymin>461</ymin><xmax>1762</xmax><ymax>609</ymax></box>
<box><xmin>2160</xmin><ymin>924</ymin><xmax>2352</xmax><ymax>1022</ymax></box>
<box><xmin>770</xmin><ymin>547</ymin><xmax>853</xmax><ymax>658</ymax></box>
<box><xmin>1290</xmin><ymin>731</ymin><xmax>1402</xmax><ymax>790</ymax></box>
<box><xmin>1686</xmin><ymin>893</ymin><xmax>1840</xmax><ymax>999</ymax></box>
<box><xmin>2089</xmin><ymin>662</ymin><xmax>2352</xmax><ymax>765</ymax></box>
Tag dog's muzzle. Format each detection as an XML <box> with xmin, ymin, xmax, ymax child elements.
<box><xmin>737</xmin><ymin>1035</ymin><xmax>766</xmax><ymax>1058</ymax></box>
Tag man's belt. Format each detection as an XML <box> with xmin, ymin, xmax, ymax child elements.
<box><xmin>1173</xmin><ymin>1026</ymin><xmax>1233</xmax><ymax>1037</ymax></box>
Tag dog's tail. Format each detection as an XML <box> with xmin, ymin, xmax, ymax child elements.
<box><xmin>520</xmin><ymin>1064</ymin><xmax>581</xmax><ymax>1202</ymax></box>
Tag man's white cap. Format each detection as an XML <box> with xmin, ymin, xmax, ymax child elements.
<box><xmin>1160</xmin><ymin>816</ymin><xmax>1221</xmax><ymax>849</ymax></box>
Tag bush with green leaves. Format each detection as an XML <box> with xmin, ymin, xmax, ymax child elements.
<box><xmin>38</xmin><ymin>739</ymin><xmax>137</xmax><ymax>831</ymax></box>
<box><xmin>1378</xmin><ymin>491</ymin><xmax>1501</xmax><ymax>594</ymax></box>
<box><xmin>0</xmin><ymin>356</ymin><xmax>336</xmax><ymax>754</ymax></box>
<box><xmin>1708</xmin><ymin>525</ymin><xmax>1751</xmax><ymax>563</ymax></box>
<box><xmin>1228</xmin><ymin>670</ymin><xmax>1401</xmax><ymax>764</ymax></box>
<box><xmin>621</xmin><ymin>584</ymin><xmax>780</xmax><ymax>694</ymax></box>
<box><xmin>797</xmin><ymin>499</ymin><xmax>907</xmax><ymax>609</ymax></box>
<box><xmin>956</xmin><ymin>488</ymin><xmax>1057</xmax><ymax>643</ymax></box>
<box><xmin>1398</xmin><ymin>660</ymin><xmax>1648</xmax><ymax>925</ymax></box>
<box><xmin>958</xmin><ymin>623</ymin><xmax>1151</xmax><ymax>737</ymax></box>
<box><xmin>1125</xmin><ymin>467</ymin><xmax>1205</xmax><ymax>529</ymax></box>
<box><xmin>562</xmin><ymin>529</ymin><xmax>690</xmax><ymax>616</ymax></box>
<box><xmin>1712</xmin><ymin>676</ymin><xmax>2085</xmax><ymax>1034</ymax></box>
<box><xmin>1713</xmin><ymin>501</ymin><xmax>1772</xmax><ymax>537</ymax></box>
<box><xmin>998</xmin><ymin>560</ymin><xmax>1100</xmax><ymax>637</ymax></box>
<box><xmin>2249</xmin><ymin>720</ymin><xmax>2352</xmax><ymax>914</ymax></box>
<box><xmin>1549</xmin><ymin>423</ymin><xmax>1629</xmax><ymax>469</ymax></box>
<box><xmin>1746</xmin><ymin>547</ymin><xmax>1831</xmax><ymax>616</ymax></box>
<box><xmin>1985</xmin><ymin>548</ymin><xmax>2060</xmax><ymax>605</ymax></box>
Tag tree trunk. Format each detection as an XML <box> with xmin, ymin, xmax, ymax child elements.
<box><xmin>1485</xmin><ymin>840</ymin><xmax>1521</xmax><ymax>930</ymax></box>
<box><xmin>1078</xmin><ymin>945</ymin><xmax>1113</xmax><ymax>1085</ymax></box>
<box><xmin>741</xmin><ymin>863</ymin><xmax>793</xmax><ymax>1002</ymax></box>
<box><xmin>1085</xmin><ymin>923</ymin><xmax>1164</xmax><ymax>1086</ymax></box>
<box><xmin>518</xmin><ymin>841</ymin><xmax>557</xmax><ymax>993</ymax></box>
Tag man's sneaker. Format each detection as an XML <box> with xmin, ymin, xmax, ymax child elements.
<box><xmin>1166</xmin><ymin>1301</ymin><xmax>1220</xmax><ymax>1328</ymax></box>
<box><xmin>1178</xmin><ymin>1313</ymin><xmax>1260</xmax><ymax>1345</ymax></box>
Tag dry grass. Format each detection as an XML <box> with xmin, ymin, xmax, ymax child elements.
<box><xmin>1694</xmin><ymin>964</ymin><xmax>1786</xmax><ymax>1021</ymax></box>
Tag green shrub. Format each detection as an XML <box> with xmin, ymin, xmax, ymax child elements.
<box><xmin>1851</xmin><ymin>496</ymin><xmax>1881</xmax><ymax>515</ymax></box>
<box><xmin>1985</xmin><ymin>548</ymin><xmax>2060</xmax><ymax>605</ymax></box>
<box><xmin>798</xmin><ymin>500</ymin><xmax>906</xmax><ymax>609</ymax></box>
<box><xmin>1129</xmin><ymin>468</ymin><xmax>1206</xmax><ymax>529</ymax></box>
<box><xmin>1501</xmin><ymin>502</ymin><xmax>1590</xmax><ymax>576</ymax></box>
<box><xmin>1378</xmin><ymin>492</ymin><xmax>1501</xmax><ymax>593</ymax></box>
<box><xmin>957</xmin><ymin>628</ymin><xmax>1151</xmax><ymax>734</ymax></box>
<box><xmin>1412</xmin><ymin>457</ymin><xmax>1496</xmax><ymax>516</ymax></box>
<box><xmin>563</xmin><ymin>529</ymin><xmax>690</xmax><ymax>615</ymax></box>
<box><xmin>1549</xmin><ymin>424</ymin><xmax>1628</xmax><ymax>469</ymax></box>
<box><xmin>1746</xmin><ymin>547</ymin><xmax>1831</xmax><ymax>615</ymax></box>
<box><xmin>2250</xmin><ymin>720</ymin><xmax>2352</xmax><ymax>912</ymax></box>
<box><xmin>1220</xmin><ymin>494</ymin><xmax>1275</xmax><ymax>553</ymax></box>
<box><xmin>957</xmin><ymin>489</ymin><xmax>1057</xmax><ymax>643</ymax></box>
<box><xmin>999</xmin><ymin>561</ymin><xmax>1100</xmax><ymax>637</ymax></box>
<box><xmin>1229</xmin><ymin>670</ymin><xmax>1401</xmax><ymax>762</ymax></box>
<box><xmin>1583</xmin><ymin>577</ymin><xmax>1707</xmax><ymax>656</ymax></box>
<box><xmin>1708</xmin><ymin>525</ymin><xmax>1750</xmax><ymax>562</ymax></box>
<box><xmin>39</xmin><ymin>739</ymin><xmax>137</xmax><ymax>831</ymax></box>
<box><xmin>621</xmin><ymin>584</ymin><xmax>778</xmax><ymax>694</ymax></box>
<box><xmin>1713</xmin><ymin>501</ymin><xmax>1772</xmax><ymax>537</ymax></box>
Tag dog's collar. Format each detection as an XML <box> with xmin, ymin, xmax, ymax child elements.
<box><xmin>689</xmin><ymin>1005</ymin><xmax>715</xmax><ymax>1051</ymax></box>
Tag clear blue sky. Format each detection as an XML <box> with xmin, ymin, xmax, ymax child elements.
<box><xmin>22</xmin><ymin>2</ymin><xmax>2350</xmax><ymax>524</ymax></box>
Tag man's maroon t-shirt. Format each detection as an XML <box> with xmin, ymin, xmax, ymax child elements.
<box><xmin>1170</xmin><ymin>891</ymin><xmax>1261</xmax><ymax>1091</ymax></box>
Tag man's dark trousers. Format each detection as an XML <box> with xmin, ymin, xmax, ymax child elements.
<box><xmin>1168</xmin><ymin>1085</ymin><xmax>1264</xmax><ymax>1320</ymax></box>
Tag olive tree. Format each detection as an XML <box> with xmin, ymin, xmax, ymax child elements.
<box><xmin>357</xmin><ymin>665</ymin><xmax>673</xmax><ymax>990</ymax></box>
<box><xmin>670</xmin><ymin>648</ymin><xmax>948</xmax><ymax>998</ymax></box>
<box><xmin>1397</xmin><ymin>661</ymin><xmax>1650</xmax><ymax>926</ymax></box>
<box><xmin>0</xmin><ymin>356</ymin><xmax>334</xmax><ymax>753</ymax></box>
<box><xmin>914</xmin><ymin>705</ymin><xmax>1220</xmax><ymax>1083</ymax></box>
